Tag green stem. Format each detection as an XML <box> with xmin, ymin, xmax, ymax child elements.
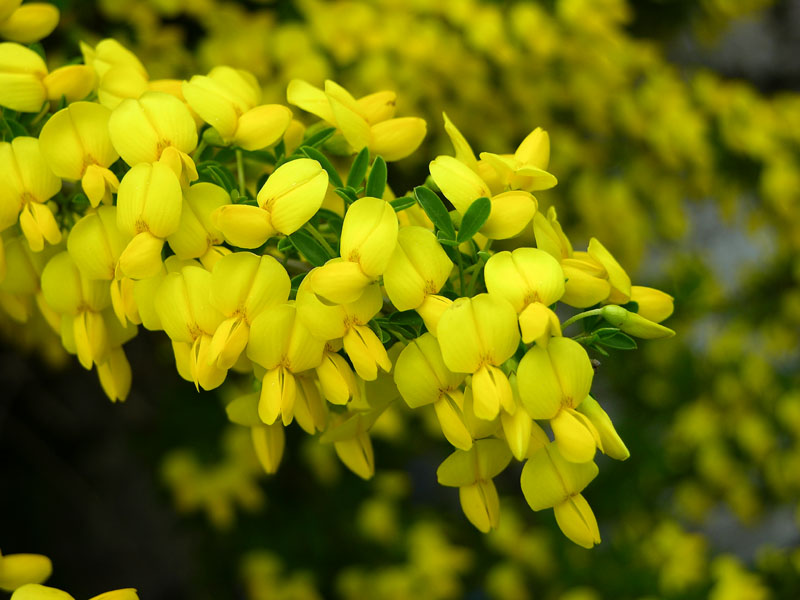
<box><xmin>562</xmin><ymin>308</ymin><xmax>603</xmax><ymax>330</ymax></box>
<box><xmin>465</xmin><ymin>239</ymin><xmax>492</xmax><ymax>297</ymax></box>
<box><xmin>304</xmin><ymin>223</ymin><xmax>337</xmax><ymax>258</ymax></box>
<box><xmin>454</xmin><ymin>249</ymin><xmax>465</xmax><ymax>296</ymax></box>
<box><xmin>193</xmin><ymin>139</ymin><xmax>207</xmax><ymax>160</ymax></box>
<box><xmin>236</xmin><ymin>149</ymin><xmax>246</xmax><ymax>197</ymax></box>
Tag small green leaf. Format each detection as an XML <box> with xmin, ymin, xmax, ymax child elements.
<box><xmin>288</xmin><ymin>229</ymin><xmax>333</xmax><ymax>267</ymax></box>
<box><xmin>290</xmin><ymin>272</ymin><xmax>307</xmax><ymax>293</ymax></box>
<box><xmin>390</xmin><ymin>196</ymin><xmax>417</xmax><ymax>212</ymax></box>
<box><xmin>621</xmin><ymin>300</ymin><xmax>640</xmax><ymax>314</ymax></box>
<box><xmin>277</xmin><ymin>236</ymin><xmax>294</xmax><ymax>252</ymax></box>
<box><xmin>388</xmin><ymin>310</ymin><xmax>425</xmax><ymax>328</ymax></box>
<box><xmin>347</xmin><ymin>147</ymin><xmax>370</xmax><ymax>188</ymax></box>
<box><xmin>597</xmin><ymin>331</ymin><xmax>638</xmax><ymax>350</ymax></box>
<box><xmin>366</xmin><ymin>156</ymin><xmax>387</xmax><ymax>198</ymax></box>
<box><xmin>335</xmin><ymin>187</ymin><xmax>359</xmax><ymax>206</ymax></box>
<box><xmin>456</xmin><ymin>197</ymin><xmax>491</xmax><ymax>243</ymax></box>
<box><xmin>4</xmin><ymin>118</ymin><xmax>28</xmax><ymax>138</ymax></box>
<box><xmin>301</xmin><ymin>146</ymin><xmax>343</xmax><ymax>188</ymax></box>
<box><xmin>415</xmin><ymin>186</ymin><xmax>455</xmax><ymax>241</ymax></box>
<box><xmin>302</xmin><ymin>126</ymin><xmax>336</xmax><ymax>148</ymax></box>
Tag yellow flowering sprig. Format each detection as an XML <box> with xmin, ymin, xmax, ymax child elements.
<box><xmin>0</xmin><ymin>34</ymin><xmax>676</xmax><ymax>552</ymax></box>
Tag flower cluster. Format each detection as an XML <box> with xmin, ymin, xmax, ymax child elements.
<box><xmin>0</xmin><ymin>19</ymin><xmax>674</xmax><ymax>577</ymax></box>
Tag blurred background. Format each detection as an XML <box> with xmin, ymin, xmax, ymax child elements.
<box><xmin>2</xmin><ymin>0</ymin><xmax>800</xmax><ymax>598</ymax></box>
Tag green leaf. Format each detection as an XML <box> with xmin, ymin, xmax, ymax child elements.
<box><xmin>335</xmin><ymin>187</ymin><xmax>359</xmax><ymax>206</ymax></box>
<box><xmin>365</xmin><ymin>156</ymin><xmax>387</xmax><ymax>198</ymax></box>
<box><xmin>302</xmin><ymin>126</ymin><xmax>336</xmax><ymax>148</ymax></box>
<box><xmin>597</xmin><ymin>331</ymin><xmax>637</xmax><ymax>350</ymax></box>
<box><xmin>277</xmin><ymin>236</ymin><xmax>294</xmax><ymax>252</ymax></box>
<box><xmin>621</xmin><ymin>300</ymin><xmax>640</xmax><ymax>314</ymax></box>
<box><xmin>456</xmin><ymin>197</ymin><xmax>491</xmax><ymax>243</ymax></box>
<box><xmin>389</xmin><ymin>195</ymin><xmax>417</xmax><ymax>212</ymax></box>
<box><xmin>300</xmin><ymin>146</ymin><xmax>343</xmax><ymax>188</ymax></box>
<box><xmin>288</xmin><ymin>229</ymin><xmax>333</xmax><ymax>267</ymax></box>
<box><xmin>197</xmin><ymin>161</ymin><xmax>237</xmax><ymax>193</ymax></box>
<box><xmin>414</xmin><ymin>186</ymin><xmax>455</xmax><ymax>241</ymax></box>
<box><xmin>4</xmin><ymin>118</ymin><xmax>28</xmax><ymax>138</ymax></box>
<box><xmin>290</xmin><ymin>272</ymin><xmax>307</xmax><ymax>293</ymax></box>
<box><xmin>347</xmin><ymin>147</ymin><xmax>370</xmax><ymax>188</ymax></box>
<box><xmin>27</xmin><ymin>42</ymin><xmax>46</xmax><ymax>60</ymax></box>
<box><xmin>369</xmin><ymin>320</ymin><xmax>391</xmax><ymax>344</ymax></box>
<box><xmin>388</xmin><ymin>310</ymin><xmax>425</xmax><ymax>328</ymax></box>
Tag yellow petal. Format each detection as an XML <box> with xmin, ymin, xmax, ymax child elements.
<box><xmin>384</xmin><ymin>226</ymin><xmax>452</xmax><ymax>311</ymax></box>
<box><xmin>212</xmin><ymin>204</ymin><xmax>274</xmax><ymax>249</ymax></box>
<box><xmin>43</xmin><ymin>65</ymin><xmax>95</xmax><ymax>104</ymax></box>
<box><xmin>549</xmin><ymin>336</ymin><xmax>593</xmax><ymax>407</ymax></box>
<box><xmin>551</xmin><ymin>408</ymin><xmax>597</xmax><ymax>463</ymax></box>
<box><xmin>0</xmin><ymin>553</ymin><xmax>52</xmax><ymax>592</ymax></box>
<box><xmin>442</xmin><ymin>111</ymin><xmax>478</xmax><ymax>171</ymax></box>
<box><xmin>118</xmin><ymin>231</ymin><xmax>164</xmax><ymax>280</ymax></box>
<box><xmin>394</xmin><ymin>332</ymin><xmax>464</xmax><ymax>408</ymax></box>
<box><xmin>259</xmin><ymin>366</ymin><xmax>296</xmax><ymax>425</ymax></box>
<box><xmin>339</xmin><ymin>196</ymin><xmax>398</xmax><ymax>277</ymax></box>
<box><xmin>553</xmin><ymin>494</ymin><xmax>601</xmax><ymax>548</ymax></box>
<box><xmin>334</xmin><ymin>430</ymin><xmax>374</xmax><ymax>479</ymax></box>
<box><xmin>258</xmin><ymin>158</ymin><xmax>328</xmax><ymax>235</ymax></box>
<box><xmin>286</xmin><ymin>78</ymin><xmax>334</xmax><ymax>123</ymax></box>
<box><xmin>116</xmin><ymin>161</ymin><xmax>182</xmax><ymax>238</ymax></box>
<box><xmin>481</xmin><ymin>191</ymin><xmax>537</xmax><ymax>240</ymax></box>
<box><xmin>517</xmin><ymin>345</ymin><xmax>562</xmax><ymax>419</ymax></box>
<box><xmin>97</xmin><ymin>66</ymin><xmax>148</xmax><ymax>110</ymax></box>
<box><xmin>434</xmin><ymin>395</ymin><xmax>473</xmax><ymax>450</ymax></box>
<box><xmin>307</xmin><ymin>260</ymin><xmax>372</xmax><ymax>306</ymax></box>
<box><xmin>415</xmin><ymin>294</ymin><xmax>451</xmax><ymax>337</ymax></box>
<box><xmin>630</xmin><ymin>285</ymin><xmax>674</xmax><ymax>323</ymax></box>
<box><xmin>327</xmin><ymin>92</ymin><xmax>371</xmax><ymax>151</ymax></box>
<box><xmin>369</xmin><ymin>117</ymin><xmax>426</xmax><ymax>161</ymax></box>
<box><xmin>429</xmin><ymin>155</ymin><xmax>491</xmax><ymax>214</ymax></box>
<box><xmin>459</xmin><ymin>480</ymin><xmax>500</xmax><ymax>533</ymax></box>
<box><xmin>518</xmin><ymin>302</ymin><xmax>561</xmax><ymax>345</ymax></box>
<box><xmin>96</xmin><ymin>346</ymin><xmax>132</xmax><ymax>402</ymax></box>
<box><xmin>181</xmin><ymin>76</ymin><xmax>238</xmax><ymax>140</ymax></box>
<box><xmin>8</xmin><ymin>584</ymin><xmax>74</xmax><ymax>600</ymax></box>
<box><xmin>0</xmin><ymin>42</ymin><xmax>46</xmax><ymax>112</ymax></box>
<box><xmin>587</xmin><ymin>237</ymin><xmax>631</xmax><ymax>300</ymax></box>
<box><xmin>251</xmin><ymin>423</ymin><xmax>285</xmax><ymax>474</ymax></box>
<box><xmin>514</xmin><ymin>127</ymin><xmax>550</xmax><ymax>169</ymax></box>
<box><xmin>577</xmin><ymin>396</ymin><xmax>629</xmax><ymax>461</ymax></box>
<box><xmin>316</xmin><ymin>350</ymin><xmax>358</xmax><ymax>404</ymax></box>
<box><xmin>561</xmin><ymin>262</ymin><xmax>611</xmax><ymax>308</ymax></box>
<box><xmin>233</xmin><ymin>104</ymin><xmax>292</xmax><ymax>151</ymax></box>
<box><xmin>471</xmin><ymin>364</ymin><xmax>511</xmax><ymax>421</ymax></box>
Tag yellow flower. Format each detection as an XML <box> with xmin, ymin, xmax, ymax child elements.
<box><xmin>40</xmin><ymin>251</ymin><xmax>111</xmax><ymax>369</ymax></box>
<box><xmin>479</xmin><ymin>127</ymin><xmax>558</xmax><ymax>192</ymax></box>
<box><xmin>383</xmin><ymin>226</ymin><xmax>453</xmax><ymax>311</ymax></box>
<box><xmin>0</xmin><ymin>1</ymin><xmax>59</xmax><ymax>43</ymax></box>
<box><xmin>247</xmin><ymin>302</ymin><xmax>325</xmax><ymax>425</ymax></box>
<box><xmin>437</xmin><ymin>438</ymin><xmax>512</xmax><ymax>532</ymax></box>
<box><xmin>80</xmin><ymin>38</ymin><xmax>147</xmax><ymax>80</ymax></box>
<box><xmin>429</xmin><ymin>155</ymin><xmax>538</xmax><ymax>239</ymax></box>
<box><xmin>212</xmin><ymin>158</ymin><xmax>328</xmax><ymax>249</ymax></box>
<box><xmin>516</xmin><ymin>337</ymin><xmax>600</xmax><ymax>463</ymax></box>
<box><xmin>484</xmin><ymin>247</ymin><xmax>564</xmax><ymax>344</ymax></box>
<box><xmin>0</xmin><ymin>43</ymin><xmax>93</xmax><ymax>112</ymax></box>
<box><xmin>183</xmin><ymin>66</ymin><xmax>292</xmax><ymax>150</ymax></box>
<box><xmin>315</xmin><ymin>341</ymin><xmax>361</xmax><ymax>406</ymax></box>
<box><xmin>576</xmin><ymin>396</ymin><xmax>629</xmax><ymax>460</ymax></box>
<box><xmin>38</xmin><ymin>101</ymin><xmax>120</xmax><ymax>207</ymax></box>
<box><xmin>206</xmin><ymin>251</ymin><xmax>291</xmax><ymax>370</ymax></box>
<box><xmin>0</xmin><ymin>551</ymin><xmax>52</xmax><ymax>592</ymax></box>
<box><xmin>287</xmin><ymin>79</ymin><xmax>426</xmax><ymax>160</ymax></box>
<box><xmin>167</xmin><ymin>182</ymin><xmax>231</xmax><ymax>269</ymax></box>
<box><xmin>108</xmin><ymin>91</ymin><xmax>198</xmax><ymax>184</ymax></box>
<box><xmin>308</xmin><ymin>196</ymin><xmax>398</xmax><ymax>305</ymax></box>
<box><xmin>436</xmin><ymin>293</ymin><xmax>520</xmax><ymax>420</ymax></box>
<box><xmin>0</xmin><ymin>136</ymin><xmax>62</xmax><ymax>252</ymax></box>
<box><xmin>115</xmin><ymin>161</ymin><xmax>183</xmax><ymax>279</ymax></box>
<box><xmin>155</xmin><ymin>264</ymin><xmax>227</xmax><ymax>390</ymax></box>
<box><xmin>394</xmin><ymin>332</ymin><xmax>469</xmax><ymax>449</ymax></box>
<box><xmin>66</xmin><ymin>206</ymin><xmax>135</xmax><ymax>326</ymax></box>
<box><xmin>297</xmin><ymin>278</ymin><xmax>390</xmax><ymax>380</ymax></box>
<box><xmin>521</xmin><ymin>443</ymin><xmax>601</xmax><ymax>548</ymax></box>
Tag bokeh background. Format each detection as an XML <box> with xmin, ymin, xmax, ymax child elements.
<box><xmin>3</xmin><ymin>0</ymin><xmax>800</xmax><ymax>598</ymax></box>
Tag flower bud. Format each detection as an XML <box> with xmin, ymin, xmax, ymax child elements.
<box><xmin>601</xmin><ymin>304</ymin><xmax>675</xmax><ymax>339</ymax></box>
<box><xmin>43</xmin><ymin>65</ymin><xmax>95</xmax><ymax>104</ymax></box>
<box><xmin>577</xmin><ymin>396</ymin><xmax>629</xmax><ymax>460</ymax></box>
